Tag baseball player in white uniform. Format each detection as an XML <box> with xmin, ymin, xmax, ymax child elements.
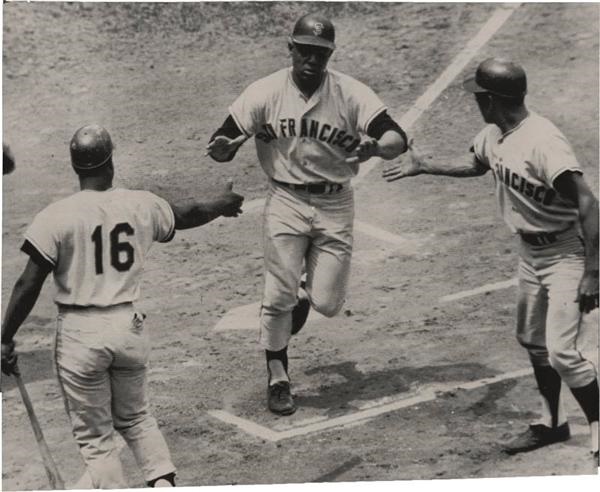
<box><xmin>384</xmin><ymin>58</ymin><xmax>599</xmax><ymax>462</ymax></box>
<box><xmin>1</xmin><ymin>125</ymin><xmax>244</xmax><ymax>488</ymax></box>
<box><xmin>207</xmin><ymin>13</ymin><xmax>408</xmax><ymax>415</ymax></box>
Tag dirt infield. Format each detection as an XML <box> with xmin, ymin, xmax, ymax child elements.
<box><xmin>2</xmin><ymin>2</ymin><xmax>599</xmax><ymax>491</ymax></box>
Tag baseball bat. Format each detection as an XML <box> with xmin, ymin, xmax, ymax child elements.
<box><xmin>13</xmin><ymin>366</ymin><xmax>66</xmax><ymax>490</ymax></box>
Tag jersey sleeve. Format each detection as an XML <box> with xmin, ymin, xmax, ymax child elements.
<box><xmin>471</xmin><ymin>125</ymin><xmax>493</xmax><ymax>168</ymax></box>
<box><xmin>534</xmin><ymin>128</ymin><xmax>583</xmax><ymax>188</ymax></box>
<box><xmin>228</xmin><ymin>82</ymin><xmax>265</xmax><ymax>138</ymax></box>
<box><xmin>350</xmin><ymin>80</ymin><xmax>387</xmax><ymax>134</ymax></box>
<box><xmin>148</xmin><ymin>193</ymin><xmax>176</xmax><ymax>243</ymax></box>
<box><xmin>22</xmin><ymin>207</ymin><xmax>61</xmax><ymax>269</ymax></box>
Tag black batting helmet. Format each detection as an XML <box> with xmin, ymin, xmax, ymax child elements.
<box><xmin>290</xmin><ymin>14</ymin><xmax>336</xmax><ymax>51</ymax></box>
<box><xmin>70</xmin><ymin>125</ymin><xmax>113</xmax><ymax>171</ymax></box>
<box><xmin>463</xmin><ymin>58</ymin><xmax>527</xmax><ymax>98</ymax></box>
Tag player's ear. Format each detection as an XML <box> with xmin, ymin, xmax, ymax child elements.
<box><xmin>287</xmin><ymin>37</ymin><xmax>295</xmax><ymax>56</ymax></box>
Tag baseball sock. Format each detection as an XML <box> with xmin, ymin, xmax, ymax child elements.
<box><xmin>147</xmin><ymin>472</ymin><xmax>176</xmax><ymax>487</ymax></box>
<box><xmin>570</xmin><ymin>379</ymin><xmax>599</xmax><ymax>424</ymax></box>
<box><xmin>266</xmin><ymin>347</ymin><xmax>289</xmax><ymax>385</ymax></box>
<box><xmin>570</xmin><ymin>379</ymin><xmax>599</xmax><ymax>453</ymax></box>
<box><xmin>532</xmin><ymin>364</ymin><xmax>564</xmax><ymax>428</ymax></box>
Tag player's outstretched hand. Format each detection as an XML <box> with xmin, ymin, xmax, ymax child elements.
<box><xmin>382</xmin><ymin>140</ymin><xmax>425</xmax><ymax>182</ymax></box>
<box><xmin>218</xmin><ymin>179</ymin><xmax>245</xmax><ymax>217</ymax></box>
<box><xmin>345</xmin><ymin>137</ymin><xmax>380</xmax><ymax>165</ymax></box>
<box><xmin>1</xmin><ymin>341</ymin><xmax>18</xmax><ymax>376</ymax></box>
<box><xmin>576</xmin><ymin>270</ymin><xmax>599</xmax><ymax>313</ymax></box>
<box><xmin>206</xmin><ymin>135</ymin><xmax>247</xmax><ymax>162</ymax></box>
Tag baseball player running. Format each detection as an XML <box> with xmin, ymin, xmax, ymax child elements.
<box><xmin>383</xmin><ymin>58</ymin><xmax>599</xmax><ymax>462</ymax></box>
<box><xmin>1</xmin><ymin>125</ymin><xmax>244</xmax><ymax>488</ymax></box>
<box><xmin>206</xmin><ymin>13</ymin><xmax>408</xmax><ymax>415</ymax></box>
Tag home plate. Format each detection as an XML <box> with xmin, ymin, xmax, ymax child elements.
<box><xmin>214</xmin><ymin>301</ymin><xmax>325</xmax><ymax>331</ymax></box>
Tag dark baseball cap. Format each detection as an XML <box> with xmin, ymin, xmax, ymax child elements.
<box><xmin>290</xmin><ymin>14</ymin><xmax>336</xmax><ymax>51</ymax></box>
<box><xmin>463</xmin><ymin>57</ymin><xmax>527</xmax><ymax>98</ymax></box>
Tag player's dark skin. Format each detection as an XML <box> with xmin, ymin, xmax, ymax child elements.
<box><xmin>288</xmin><ymin>42</ymin><xmax>332</xmax><ymax>99</ymax></box>
<box><xmin>384</xmin><ymin>93</ymin><xmax>599</xmax><ymax>314</ymax></box>
<box><xmin>206</xmin><ymin>40</ymin><xmax>402</xmax><ymax>164</ymax></box>
<box><xmin>1</xmin><ymin>159</ymin><xmax>244</xmax><ymax>376</ymax></box>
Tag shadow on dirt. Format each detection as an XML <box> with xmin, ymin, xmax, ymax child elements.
<box><xmin>298</xmin><ymin>361</ymin><xmax>497</xmax><ymax>415</ymax></box>
<box><xmin>312</xmin><ymin>455</ymin><xmax>363</xmax><ymax>482</ymax></box>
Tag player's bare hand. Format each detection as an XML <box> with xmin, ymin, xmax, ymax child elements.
<box><xmin>576</xmin><ymin>270</ymin><xmax>599</xmax><ymax>313</ymax></box>
<box><xmin>206</xmin><ymin>135</ymin><xmax>247</xmax><ymax>161</ymax></box>
<box><xmin>382</xmin><ymin>140</ymin><xmax>425</xmax><ymax>182</ymax></box>
<box><xmin>1</xmin><ymin>341</ymin><xmax>18</xmax><ymax>376</ymax></box>
<box><xmin>345</xmin><ymin>137</ymin><xmax>380</xmax><ymax>164</ymax></box>
<box><xmin>219</xmin><ymin>179</ymin><xmax>245</xmax><ymax>217</ymax></box>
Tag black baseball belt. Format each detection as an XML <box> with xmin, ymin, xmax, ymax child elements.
<box><xmin>56</xmin><ymin>301</ymin><xmax>133</xmax><ymax>312</ymax></box>
<box><xmin>272</xmin><ymin>178</ymin><xmax>344</xmax><ymax>194</ymax></box>
<box><xmin>518</xmin><ymin>230</ymin><xmax>573</xmax><ymax>247</ymax></box>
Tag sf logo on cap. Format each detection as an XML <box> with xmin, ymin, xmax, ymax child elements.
<box><xmin>313</xmin><ymin>22</ymin><xmax>324</xmax><ymax>36</ymax></box>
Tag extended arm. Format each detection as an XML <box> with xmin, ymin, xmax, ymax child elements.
<box><xmin>206</xmin><ymin>115</ymin><xmax>248</xmax><ymax>163</ymax></box>
<box><xmin>347</xmin><ymin>111</ymin><xmax>408</xmax><ymax>164</ymax></box>
<box><xmin>170</xmin><ymin>180</ymin><xmax>244</xmax><ymax>230</ymax></box>
<box><xmin>1</xmin><ymin>258</ymin><xmax>51</xmax><ymax>375</ymax></box>
<box><xmin>554</xmin><ymin>170</ymin><xmax>599</xmax><ymax>312</ymax></box>
<box><xmin>382</xmin><ymin>141</ymin><xmax>489</xmax><ymax>181</ymax></box>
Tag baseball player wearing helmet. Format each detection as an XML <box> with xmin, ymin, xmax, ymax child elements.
<box><xmin>1</xmin><ymin>125</ymin><xmax>244</xmax><ymax>487</ymax></box>
<box><xmin>207</xmin><ymin>13</ymin><xmax>408</xmax><ymax>415</ymax></box>
<box><xmin>384</xmin><ymin>58</ymin><xmax>599</xmax><ymax>462</ymax></box>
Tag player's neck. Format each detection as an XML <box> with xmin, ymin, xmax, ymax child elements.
<box><xmin>79</xmin><ymin>176</ymin><xmax>113</xmax><ymax>191</ymax></box>
<box><xmin>292</xmin><ymin>71</ymin><xmax>323</xmax><ymax>99</ymax></box>
<box><xmin>497</xmin><ymin>107</ymin><xmax>529</xmax><ymax>135</ymax></box>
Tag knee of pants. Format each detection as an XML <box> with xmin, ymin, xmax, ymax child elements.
<box><xmin>311</xmin><ymin>297</ymin><xmax>344</xmax><ymax>318</ymax></box>
<box><xmin>262</xmin><ymin>292</ymin><xmax>297</xmax><ymax>316</ymax></box>
<box><xmin>517</xmin><ymin>338</ymin><xmax>549</xmax><ymax>366</ymax></box>
<box><xmin>113</xmin><ymin>409</ymin><xmax>151</xmax><ymax>433</ymax></box>
<box><xmin>547</xmin><ymin>348</ymin><xmax>573</xmax><ymax>378</ymax></box>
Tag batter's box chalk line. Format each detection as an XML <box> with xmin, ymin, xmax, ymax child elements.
<box><xmin>215</xmin><ymin>2</ymin><xmax>523</xmax><ymax>332</ymax></box>
<box><xmin>214</xmin><ymin>276</ymin><xmax>519</xmax><ymax>332</ymax></box>
<box><xmin>207</xmin><ymin>367</ymin><xmax>531</xmax><ymax>442</ymax></box>
<box><xmin>214</xmin><ymin>301</ymin><xmax>325</xmax><ymax>332</ymax></box>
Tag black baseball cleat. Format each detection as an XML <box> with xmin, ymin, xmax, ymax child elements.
<box><xmin>267</xmin><ymin>381</ymin><xmax>296</xmax><ymax>415</ymax></box>
<box><xmin>593</xmin><ymin>450</ymin><xmax>599</xmax><ymax>467</ymax></box>
<box><xmin>291</xmin><ymin>297</ymin><xmax>311</xmax><ymax>335</ymax></box>
<box><xmin>503</xmin><ymin>423</ymin><xmax>570</xmax><ymax>455</ymax></box>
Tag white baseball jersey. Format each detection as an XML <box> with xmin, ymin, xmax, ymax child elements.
<box><xmin>472</xmin><ymin>111</ymin><xmax>582</xmax><ymax>234</ymax></box>
<box><xmin>23</xmin><ymin>188</ymin><xmax>175</xmax><ymax>306</ymax></box>
<box><xmin>229</xmin><ymin>67</ymin><xmax>386</xmax><ymax>184</ymax></box>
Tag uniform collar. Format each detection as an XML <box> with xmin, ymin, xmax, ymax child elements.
<box><xmin>288</xmin><ymin>67</ymin><xmax>328</xmax><ymax>103</ymax></box>
<box><xmin>498</xmin><ymin>113</ymin><xmax>531</xmax><ymax>143</ymax></box>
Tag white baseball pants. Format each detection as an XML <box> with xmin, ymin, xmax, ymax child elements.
<box><xmin>54</xmin><ymin>304</ymin><xmax>175</xmax><ymax>488</ymax></box>
<box><xmin>516</xmin><ymin>230</ymin><xmax>598</xmax><ymax>389</ymax></box>
<box><xmin>260</xmin><ymin>181</ymin><xmax>354</xmax><ymax>351</ymax></box>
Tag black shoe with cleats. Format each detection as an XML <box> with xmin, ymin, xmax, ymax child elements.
<box><xmin>503</xmin><ymin>423</ymin><xmax>570</xmax><ymax>455</ymax></box>
<box><xmin>267</xmin><ymin>381</ymin><xmax>296</xmax><ymax>415</ymax></box>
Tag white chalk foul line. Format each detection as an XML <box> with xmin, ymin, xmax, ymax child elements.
<box><xmin>215</xmin><ymin>277</ymin><xmax>519</xmax><ymax>331</ymax></box>
<box><xmin>207</xmin><ymin>367</ymin><xmax>531</xmax><ymax>442</ymax></box>
<box><xmin>354</xmin><ymin>219</ymin><xmax>419</xmax><ymax>247</ymax></box>
<box><xmin>440</xmin><ymin>278</ymin><xmax>518</xmax><ymax>303</ymax></box>
<box><xmin>356</xmin><ymin>3</ymin><xmax>521</xmax><ymax>184</ymax></box>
